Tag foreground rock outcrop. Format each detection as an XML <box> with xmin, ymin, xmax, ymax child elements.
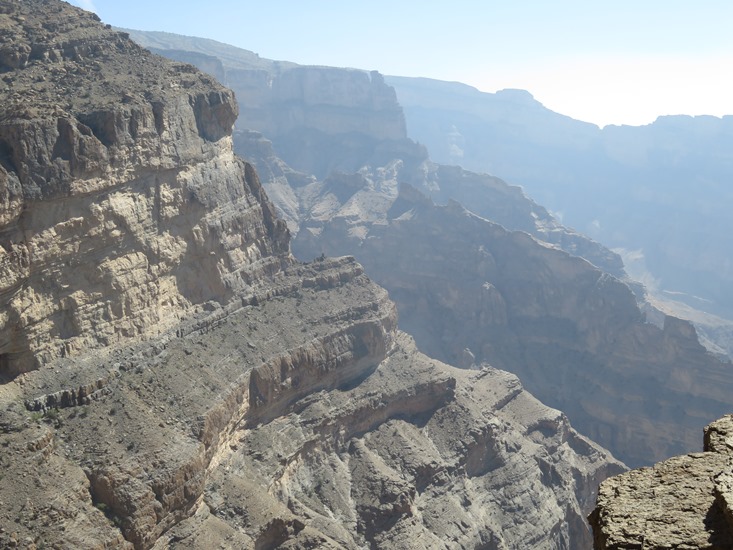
<box><xmin>0</xmin><ymin>2</ymin><xmax>623</xmax><ymax>548</ymax></box>
<box><xmin>0</xmin><ymin>1</ymin><xmax>289</xmax><ymax>377</ymax></box>
<box><xmin>590</xmin><ymin>415</ymin><xmax>733</xmax><ymax>549</ymax></box>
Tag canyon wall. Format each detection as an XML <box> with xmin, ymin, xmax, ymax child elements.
<box><xmin>0</xmin><ymin>2</ymin><xmax>622</xmax><ymax>548</ymax></box>
<box><xmin>0</xmin><ymin>4</ymin><xmax>289</xmax><ymax>377</ymax></box>
<box><xmin>130</xmin><ymin>29</ymin><xmax>733</xmax><ymax>469</ymax></box>
<box><xmin>287</xmin><ymin>165</ymin><xmax>730</xmax><ymax>468</ymax></box>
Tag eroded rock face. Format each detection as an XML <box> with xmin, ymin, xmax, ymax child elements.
<box><xmin>128</xmin><ymin>28</ymin><xmax>733</xmax><ymax>469</ymax></box>
<box><xmin>0</xmin><ymin>0</ymin><xmax>289</xmax><ymax>376</ymax></box>
<box><xmin>127</xmin><ymin>29</ymin><xmax>627</xmax><ymax>280</ymax></box>
<box><xmin>1</xmin><ymin>254</ymin><xmax>623</xmax><ymax>549</ymax></box>
<box><xmin>290</xmin><ymin>172</ymin><xmax>730</xmax><ymax>468</ymax></box>
<box><xmin>590</xmin><ymin>415</ymin><xmax>733</xmax><ymax>549</ymax></box>
<box><xmin>0</xmin><ymin>2</ymin><xmax>623</xmax><ymax>549</ymax></box>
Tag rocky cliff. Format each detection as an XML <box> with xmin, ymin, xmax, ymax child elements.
<box><xmin>386</xmin><ymin>75</ymin><xmax>733</xmax><ymax>327</ymax></box>
<box><xmin>0</xmin><ymin>2</ymin><xmax>289</xmax><ymax>377</ymax></box>
<box><xmin>590</xmin><ymin>415</ymin><xmax>733</xmax><ymax>549</ymax></box>
<box><xmin>287</xmin><ymin>168</ymin><xmax>731</xmax><ymax>468</ymax></box>
<box><xmin>0</xmin><ymin>2</ymin><xmax>623</xmax><ymax>548</ymax></box>
<box><xmin>128</xmin><ymin>29</ymin><xmax>733</xmax><ymax>469</ymax></box>
<box><xmin>126</xmin><ymin>29</ymin><xmax>409</xmax><ymax>179</ymax></box>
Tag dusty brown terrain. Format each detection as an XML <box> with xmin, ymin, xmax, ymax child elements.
<box><xmin>132</xmin><ymin>19</ymin><xmax>733</xmax><ymax>471</ymax></box>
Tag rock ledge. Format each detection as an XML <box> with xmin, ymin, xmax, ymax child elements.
<box><xmin>590</xmin><ymin>415</ymin><xmax>733</xmax><ymax>549</ymax></box>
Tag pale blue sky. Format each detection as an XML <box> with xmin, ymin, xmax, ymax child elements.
<box><xmin>67</xmin><ymin>1</ymin><xmax>733</xmax><ymax>127</ymax></box>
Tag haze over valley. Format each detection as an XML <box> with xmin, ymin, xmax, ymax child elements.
<box><xmin>0</xmin><ymin>1</ymin><xmax>731</xmax><ymax>548</ymax></box>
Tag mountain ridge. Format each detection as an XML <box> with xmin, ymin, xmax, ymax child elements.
<box><xmin>385</xmin><ymin>74</ymin><xmax>733</xmax><ymax>327</ymax></box>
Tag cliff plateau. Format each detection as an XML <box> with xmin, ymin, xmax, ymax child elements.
<box><xmin>0</xmin><ymin>2</ymin><xmax>623</xmax><ymax>549</ymax></box>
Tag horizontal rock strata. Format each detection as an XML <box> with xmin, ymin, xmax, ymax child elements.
<box><xmin>1</xmin><ymin>257</ymin><xmax>623</xmax><ymax>549</ymax></box>
<box><xmin>0</xmin><ymin>0</ymin><xmax>289</xmax><ymax>376</ymax></box>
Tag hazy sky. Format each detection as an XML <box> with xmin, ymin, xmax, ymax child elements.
<box><xmin>67</xmin><ymin>0</ymin><xmax>733</xmax><ymax>127</ymax></box>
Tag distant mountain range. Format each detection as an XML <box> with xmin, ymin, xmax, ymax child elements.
<box><xmin>386</xmin><ymin>75</ymin><xmax>733</xmax><ymax>323</ymax></box>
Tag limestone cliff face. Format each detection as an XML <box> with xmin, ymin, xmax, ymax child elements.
<box><xmin>0</xmin><ymin>3</ymin><xmax>624</xmax><ymax>549</ymax></box>
<box><xmin>127</xmin><ymin>28</ymin><xmax>733</xmax><ymax>470</ymax></box>
<box><xmin>268</xmin><ymin>67</ymin><xmax>406</xmax><ymax>139</ymax></box>
<box><xmin>128</xmin><ymin>29</ymin><xmax>410</xmax><ymax>179</ymax></box>
<box><xmin>288</xmin><ymin>171</ymin><xmax>730</xmax><ymax>468</ymax></box>
<box><xmin>0</xmin><ymin>1</ymin><xmax>289</xmax><ymax>376</ymax></box>
<box><xmin>590</xmin><ymin>415</ymin><xmax>733</xmax><ymax>549</ymax></box>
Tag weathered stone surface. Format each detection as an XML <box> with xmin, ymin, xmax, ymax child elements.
<box><xmin>283</xmin><ymin>165</ymin><xmax>728</xmax><ymax>468</ymax></box>
<box><xmin>0</xmin><ymin>0</ymin><xmax>289</xmax><ymax>376</ymax></box>
<box><xmin>0</xmin><ymin>2</ymin><xmax>624</xmax><ymax>549</ymax></box>
<box><xmin>128</xmin><ymin>29</ymin><xmax>627</xmax><ymax>280</ymax></box>
<box><xmin>590</xmin><ymin>415</ymin><xmax>733</xmax><ymax>549</ymax></box>
<box><xmin>0</xmin><ymin>256</ymin><xmax>622</xmax><ymax>549</ymax></box>
<box><xmin>133</xmin><ymin>28</ymin><xmax>733</xmax><ymax>469</ymax></box>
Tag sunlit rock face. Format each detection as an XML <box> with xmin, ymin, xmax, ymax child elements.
<box><xmin>0</xmin><ymin>0</ymin><xmax>289</xmax><ymax>376</ymax></box>
<box><xmin>0</xmin><ymin>3</ymin><xmax>623</xmax><ymax>549</ymax></box>
<box><xmin>590</xmin><ymin>415</ymin><xmax>733</xmax><ymax>549</ymax></box>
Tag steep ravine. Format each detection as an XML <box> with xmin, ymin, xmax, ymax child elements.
<box><xmin>290</xmin><ymin>174</ymin><xmax>731</xmax><ymax>468</ymax></box>
<box><xmin>0</xmin><ymin>2</ymin><xmax>623</xmax><ymax>549</ymax></box>
<box><xmin>131</xmin><ymin>28</ymin><xmax>733</xmax><ymax>469</ymax></box>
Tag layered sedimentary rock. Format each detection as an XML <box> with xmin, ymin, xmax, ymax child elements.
<box><xmin>0</xmin><ymin>1</ymin><xmax>289</xmax><ymax>376</ymax></box>
<box><xmin>129</xmin><ymin>29</ymin><xmax>733</xmax><ymax>468</ymax></box>
<box><xmin>128</xmin><ymin>30</ymin><xmax>624</xmax><ymax>278</ymax></box>
<box><xmin>590</xmin><ymin>415</ymin><xmax>733</xmax><ymax>549</ymax></box>
<box><xmin>0</xmin><ymin>2</ymin><xmax>623</xmax><ymax>549</ymax></box>
<box><xmin>290</xmin><ymin>171</ymin><xmax>729</xmax><ymax>468</ymax></box>
<box><xmin>2</xmin><ymin>256</ymin><xmax>622</xmax><ymax>549</ymax></box>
